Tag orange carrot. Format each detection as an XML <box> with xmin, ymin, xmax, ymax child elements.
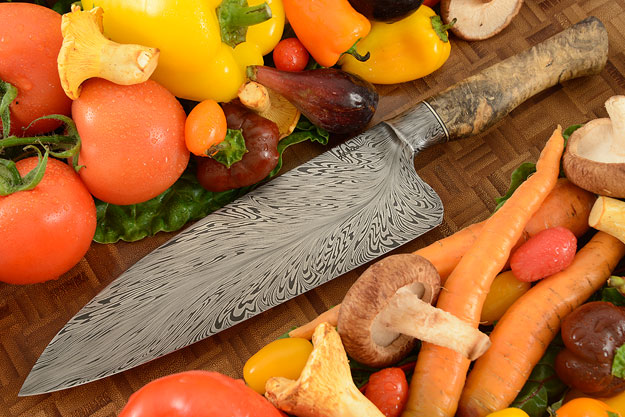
<box><xmin>414</xmin><ymin>178</ymin><xmax>594</xmax><ymax>283</ymax></box>
<box><xmin>402</xmin><ymin>127</ymin><xmax>565</xmax><ymax>417</ymax></box>
<box><xmin>288</xmin><ymin>178</ymin><xmax>593</xmax><ymax>340</ymax></box>
<box><xmin>414</xmin><ymin>221</ymin><xmax>485</xmax><ymax>282</ymax></box>
<box><xmin>523</xmin><ymin>177</ymin><xmax>596</xmax><ymax>239</ymax></box>
<box><xmin>458</xmin><ymin>231</ymin><xmax>625</xmax><ymax>417</ymax></box>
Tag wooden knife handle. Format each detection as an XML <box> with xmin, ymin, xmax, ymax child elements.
<box><xmin>427</xmin><ymin>16</ymin><xmax>608</xmax><ymax>140</ymax></box>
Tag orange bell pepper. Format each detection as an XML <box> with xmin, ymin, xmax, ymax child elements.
<box><xmin>283</xmin><ymin>0</ymin><xmax>370</xmax><ymax>67</ymax></box>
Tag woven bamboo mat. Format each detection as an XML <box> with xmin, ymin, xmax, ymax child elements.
<box><xmin>2</xmin><ymin>0</ymin><xmax>625</xmax><ymax>415</ymax></box>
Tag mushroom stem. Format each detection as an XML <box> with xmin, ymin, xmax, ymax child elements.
<box><xmin>606</xmin><ymin>96</ymin><xmax>625</xmax><ymax>157</ymax></box>
<box><xmin>374</xmin><ymin>288</ymin><xmax>491</xmax><ymax>361</ymax></box>
<box><xmin>58</xmin><ymin>5</ymin><xmax>159</xmax><ymax>100</ymax></box>
<box><xmin>589</xmin><ymin>196</ymin><xmax>625</xmax><ymax>244</ymax></box>
<box><xmin>265</xmin><ymin>323</ymin><xmax>385</xmax><ymax>417</ymax></box>
<box><xmin>289</xmin><ymin>305</ymin><xmax>341</xmax><ymax>339</ymax></box>
<box><xmin>237</xmin><ymin>81</ymin><xmax>300</xmax><ymax>138</ymax></box>
<box><xmin>238</xmin><ymin>81</ymin><xmax>272</xmax><ymax>112</ymax></box>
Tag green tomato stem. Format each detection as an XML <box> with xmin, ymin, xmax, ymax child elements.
<box><xmin>0</xmin><ymin>80</ymin><xmax>18</xmax><ymax>139</ymax></box>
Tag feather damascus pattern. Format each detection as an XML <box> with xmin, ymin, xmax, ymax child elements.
<box><xmin>22</xmin><ymin>103</ymin><xmax>448</xmax><ymax>395</ymax></box>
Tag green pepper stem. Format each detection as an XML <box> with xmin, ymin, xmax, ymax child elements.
<box><xmin>218</xmin><ymin>0</ymin><xmax>272</xmax><ymax>48</ymax></box>
<box><xmin>431</xmin><ymin>16</ymin><xmax>456</xmax><ymax>43</ymax></box>
<box><xmin>341</xmin><ymin>39</ymin><xmax>370</xmax><ymax>63</ymax></box>
<box><xmin>226</xmin><ymin>2</ymin><xmax>272</xmax><ymax>27</ymax></box>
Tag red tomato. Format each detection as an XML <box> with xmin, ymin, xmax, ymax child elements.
<box><xmin>273</xmin><ymin>38</ymin><xmax>310</xmax><ymax>72</ymax></box>
<box><xmin>72</xmin><ymin>79</ymin><xmax>189</xmax><ymax>205</ymax></box>
<box><xmin>118</xmin><ymin>371</ymin><xmax>285</xmax><ymax>417</ymax></box>
<box><xmin>365</xmin><ymin>368</ymin><xmax>409</xmax><ymax>417</ymax></box>
<box><xmin>0</xmin><ymin>157</ymin><xmax>96</xmax><ymax>284</ymax></box>
<box><xmin>422</xmin><ymin>0</ymin><xmax>440</xmax><ymax>6</ymax></box>
<box><xmin>0</xmin><ymin>3</ymin><xmax>72</xmax><ymax>136</ymax></box>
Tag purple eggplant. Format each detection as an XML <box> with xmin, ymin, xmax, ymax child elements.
<box><xmin>247</xmin><ymin>66</ymin><xmax>378</xmax><ymax>135</ymax></box>
<box><xmin>348</xmin><ymin>0</ymin><xmax>425</xmax><ymax>22</ymax></box>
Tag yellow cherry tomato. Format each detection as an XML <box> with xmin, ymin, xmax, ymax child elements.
<box><xmin>556</xmin><ymin>398</ymin><xmax>620</xmax><ymax>416</ymax></box>
<box><xmin>486</xmin><ymin>408</ymin><xmax>530</xmax><ymax>417</ymax></box>
<box><xmin>243</xmin><ymin>337</ymin><xmax>313</xmax><ymax>394</ymax></box>
<box><xmin>481</xmin><ymin>270</ymin><xmax>531</xmax><ymax>325</ymax></box>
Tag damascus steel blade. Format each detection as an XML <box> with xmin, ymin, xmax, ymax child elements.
<box><xmin>20</xmin><ymin>103</ymin><xmax>448</xmax><ymax>395</ymax></box>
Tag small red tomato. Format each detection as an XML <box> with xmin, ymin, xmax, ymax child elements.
<box><xmin>273</xmin><ymin>38</ymin><xmax>310</xmax><ymax>72</ymax></box>
<box><xmin>0</xmin><ymin>157</ymin><xmax>96</xmax><ymax>284</ymax></box>
<box><xmin>510</xmin><ymin>226</ymin><xmax>577</xmax><ymax>282</ymax></box>
<box><xmin>365</xmin><ymin>368</ymin><xmax>409</xmax><ymax>417</ymax></box>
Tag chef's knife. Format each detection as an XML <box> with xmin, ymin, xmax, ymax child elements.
<box><xmin>20</xmin><ymin>16</ymin><xmax>608</xmax><ymax>396</ymax></box>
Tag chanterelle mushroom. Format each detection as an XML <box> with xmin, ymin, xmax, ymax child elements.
<box><xmin>238</xmin><ymin>81</ymin><xmax>300</xmax><ymax>139</ymax></box>
<box><xmin>265</xmin><ymin>322</ymin><xmax>385</xmax><ymax>417</ymax></box>
<box><xmin>338</xmin><ymin>254</ymin><xmax>490</xmax><ymax>367</ymax></box>
<box><xmin>440</xmin><ymin>0</ymin><xmax>524</xmax><ymax>41</ymax></box>
<box><xmin>58</xmin><ymin>5</ymin><xmax>159</xmax><ymax>100</ymax></box>
<box><xmin>563</xmin><ymin>95</ymin><xmax>625</xmax><ymax>198</ymax></box>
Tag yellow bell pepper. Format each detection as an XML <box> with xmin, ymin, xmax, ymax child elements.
<box><xmin>340</xmin><ymin>6</ymin><xmax>453</xmax><ymax>84</ymax></box>
<box><xmin>80</xmin><ymin>0</ymin><xmax>285</xmax><ymax>102</ymax></box>
<box><xmin>597</xmin><ymin>390</ymin><xmax>625</xmax><ymax>416</ymax></box>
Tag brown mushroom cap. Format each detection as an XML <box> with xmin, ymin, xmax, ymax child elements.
<box><xmin>563</xmin><ymin>96</ymin><xmax>625</xmax><ymax>198</ymax></box>
<box><xmin>441</xmin><ymin>0</ymin><xmax>523</xmax><ymax>41</ymax></box>
<box><xmin>337</xmin><ymin>254</ymin><xmax>441</xmax><ymax>368</ymax></box>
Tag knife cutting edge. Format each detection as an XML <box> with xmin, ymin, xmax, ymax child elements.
<box><xmin>20</xmin><ymin>16</ymin><xmax>608</xmax><ymax>396</ymax></box>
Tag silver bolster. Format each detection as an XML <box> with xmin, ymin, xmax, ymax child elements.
<box><xmin>384</xmin><ymin>101</ymin><xmax>449</xmax><ymax>154</ymax></box>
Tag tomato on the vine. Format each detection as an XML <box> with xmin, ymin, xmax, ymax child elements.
<box><xmin>0</xmin><ymin>157</ymin><xmax>96</xmax><ymax>285</ymax></box>
<box><xmin>0</xmin><ymin>3</ymin><xmax>72</xmax><ymax>136</ymax></box>
<box><xmin>72</xmin><ymin>78</ymin><xmax>189</xmax><ymax>205</ymax></box>
<box><xmin>272</xmin><ymin>38</ymin><xmax>310</xmax><ymax>72</ymax></box>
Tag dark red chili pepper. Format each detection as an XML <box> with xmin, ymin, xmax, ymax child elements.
<box><xmin>555</xmin><ymin>301</ymin><xmax>625</xmax><ymax>397</ymax></box>
<box><xmin>195</xmin><ymin>100</ymin><xmax>280</xmax><ymax>192</ymax></box>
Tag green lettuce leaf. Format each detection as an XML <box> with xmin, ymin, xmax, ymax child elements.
<box><xmin>511</xmin><ymin>336</ymin><xmax>567</xmax><ymax>417</ymax></box>
<box><xmin>94</xmin><ymin>118</ymin><xmax>329</xmax><ymax>243</ymax></box>
<box><xmin>601</xmin><ymin>287</ymin><xmax>625</xmax><ymax>306</ymax></box>
<box><xmin>494</xmin><ymin>162</ymin><xmax>537</xmax><ymax>211</ymax></box>
<box><xmin>493</xmin><ymin>125</ymin><xmax>581</xmax><ymax>210</ymax></box>
<box><xmin>612</xmin><ymin>344</ymin><xmax>625</xmax><ymax>379</ymax></box>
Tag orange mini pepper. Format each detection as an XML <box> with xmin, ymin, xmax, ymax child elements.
<box><xmin>283</xmin><ymin>0</ymin><xmax>371</xmax><ymax>67</ymax></box>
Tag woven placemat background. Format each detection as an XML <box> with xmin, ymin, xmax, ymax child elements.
<box><xmin>2</xmin><ymin>1</ymin><xmax>625</xmax><ymax>415</ymax></box>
